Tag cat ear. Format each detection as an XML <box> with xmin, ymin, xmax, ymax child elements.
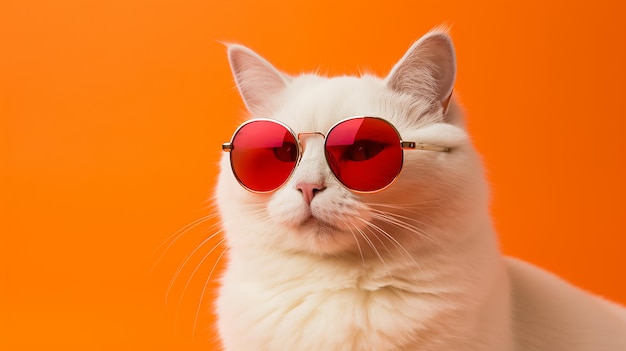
<box><xmin>227</xmin><ymin>44</ymin><xmax>291</xmax><ymax>116</ymax></box>
<box><xmin>385</xmin><ymin>29</ymin><xmax>456</xmax><ymax>116</ymax></box>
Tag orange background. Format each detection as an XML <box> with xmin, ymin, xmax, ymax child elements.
<box><xmin>2</xmin><ymin>0</ymin><xmax>626</xmax><ymax>350</ymax></box>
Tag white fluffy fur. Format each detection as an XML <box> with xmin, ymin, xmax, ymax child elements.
<box><xmin>215</xmin><ymin>29</ymin><xmax>626</xmax><ymax>351</ymax></box>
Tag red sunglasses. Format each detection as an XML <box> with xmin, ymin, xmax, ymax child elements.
<box><xmin>222</xmin><ymin>116</ymin><xmax>451</xmax><ymax>193</ymax></box>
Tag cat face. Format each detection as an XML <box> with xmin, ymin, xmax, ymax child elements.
<box><xmin>217</xmin><ymin>30</ymin><xmax>488</xmax><ymax>259</ymax></box>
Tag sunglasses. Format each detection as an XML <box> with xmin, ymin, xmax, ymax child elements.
<box><xmin>222</xmin><ymin>116</ymin><xmax>451</xmax><ymax>193</ymax></box>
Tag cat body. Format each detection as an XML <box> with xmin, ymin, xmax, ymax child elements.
<box><xmin>215</xmin><ymin>30</ymin><xmax>626</xmax><ymax>350</ymax></box>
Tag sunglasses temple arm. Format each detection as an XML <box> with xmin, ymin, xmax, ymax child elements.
<box><xmin>223</xmin><ymin>141</ymin><xmax>449</xmax><ymax>153</ymax></box>
<box><xmin>401</xmin><ymin>141</ymin><xmax>451</xmax><ymax>153</ymax></box>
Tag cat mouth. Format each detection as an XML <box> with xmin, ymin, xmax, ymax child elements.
<box><xmin>300</xmin><ymin>215</ymin><xmax>339</xmax><ymax>233</ymax></box>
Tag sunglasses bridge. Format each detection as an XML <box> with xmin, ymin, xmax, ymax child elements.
<box><xmin>296</xmin><ymin>131</ymin><xmax>325</xmax><ymax>146</ymax></box>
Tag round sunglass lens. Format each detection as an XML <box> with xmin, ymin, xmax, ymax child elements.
<box><xmin>325</xmin><ymin>117</ymin><xmax>403</xmax><ymax>192</ymax></box>
<box><xmin>230</xmin><ymin>120</ymin><xmax>298</xmax><ymax>192</ymax></box>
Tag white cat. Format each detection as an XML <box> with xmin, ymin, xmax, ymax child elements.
<box><xmin>214</xmin><ymin>29</ymin><xmax>626</xmax><ymax>351</ymax></box>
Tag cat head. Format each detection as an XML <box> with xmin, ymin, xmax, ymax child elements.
<box><xmin>216</xmin><ymin>29</ymin><xmax>489</xmax><ymax>259</ymax></box>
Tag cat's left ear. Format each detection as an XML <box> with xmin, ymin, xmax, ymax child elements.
<box><xmin>227</xmin><ymin>44</ymin><xmax>291</xmax><ymax>116</ymax></box>
<box><xmin>385</xmin><ymin>29</ymin><xmax>456</xmax><ymax>118</ymax></box>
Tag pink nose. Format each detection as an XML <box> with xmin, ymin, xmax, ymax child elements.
<box><xmin>296</xmin><ymin>183</ymin><xmax>326</xmax><ymax>204</ymax></box>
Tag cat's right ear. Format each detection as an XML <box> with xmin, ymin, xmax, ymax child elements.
<box><xmin>227</xmin><ymin>44</ymin><xmax>290</xmax><ymax>116</ymax></box>
<box><xmin>385</xmin><ymin>29</ymin><xmax>456</xmax><ymax>119</ymax></box>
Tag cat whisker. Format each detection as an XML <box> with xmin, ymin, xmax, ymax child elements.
<box><xmin>359</xmin><ymin>215</ymin><xmax>420</xmax><ymax>268</ymax></box>
<box><xmin>172</xmin><ymin>235</ymin><xmax>226</xmax><ymax>338</ymax></box>
<box><xmin>351</xmin><ymin>220</ymin><xmax>393</xmax><ymax>277</ymax></box>
<box><xmin>346</xmin><ymin>221</ymin><xmax>366</xmax><ymax>268</ymax></box>
<box><xmin>369</xmin><ymin>202</ymin><xmax>446</xmax><ymax>230</ymax></box>
<box><xmin>368</xmin><ymin>199</ymin><xmax>446</xmax><ymax>210</ymax></box>
<box><xmin>371</xmin><ymin>200</ymin><xmax>446</xmax><ymax>216</ymax></box>
<box><xmin>151</xmin><ymin>212</ymin><xmax>220</xmax><ymax>272</ymax></box>
<box><xmin>370</xmin><ymin>210</ymin><xmax>430</xmax><ymax>237</ymax></box>
<box><xmin>192</xmin><ymin>245</ymin><xmax>227</xmax><ymax>340</ymax></box>
<box><xmin>369</xmin><ymin>208</ymin><xmax>445</xmax><ymax>250</ymax></box>
<box><xmin>166</xmin><ymin>230</ymin><xmax>224</xmax><ymax>304</ymax></box>
<box><xmin>361</xmin><ymin>220</ymin><xmax>395</xmax><ymax>256</ymax></box>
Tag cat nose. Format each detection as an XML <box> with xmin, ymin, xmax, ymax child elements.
<box><xmin>296</xmin><ymin>182</ymin><xmax>326</xmax><ymax>204</ymax></box>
